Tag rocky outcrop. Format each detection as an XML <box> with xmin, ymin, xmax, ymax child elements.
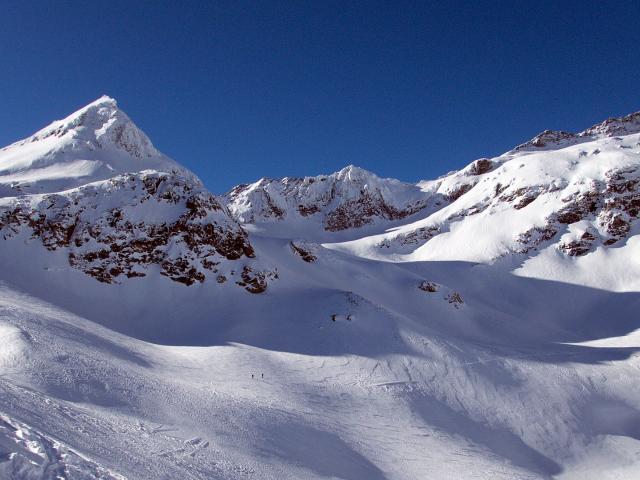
<box><xmin>290</xmin><ymin>241</ymin><xmax>317</xmax><ymax>262</ymax></box>
<box><xmin>579</xmin><ymin>111</ymin><xmax>640</xmax><ymax>138</ymax></box>
<box><xmin>324</xmin><ymin>191</ymin><xmax>423</xmax><ymax>231</ymax></box>
<box><xmin>0</xmin><ymin>171</ymin><xmax>257</xmax><ymax>286</ymax></box>
<box><xmin>466</xmin><ymin>159</ymin><xmax>495</xmax><ymax>176</ymax></box>
<box><xmin>559</xmin><ymin>231</ymin><xmax>596</xmax><ymax>257</ymax></box>
<box><xmin>513</xmin><ymin>111</ymin><xmax>640</xmax><ymax>153</ymax></box>
<box><xmin>235</xmin><ymin>266</ymin><xmax>276</xmax><ymax>293</ymax></box>
<box><xmin>418</xmin><ymin>281</ymin><xmax>439</xmax><ymax>292</ymax></box>
<box><xmin>377</xmin><ymin>225</ymin><xmax>440</xmax><ymax>250</ymax></box>
<box><xmin>514</xmin><ymin>130</ymin><xmax>578</xmax><ymax>151</ymax></box>
<box><xmin>445</xmin><ymin>183</ymin><xmax>475</xmax><ymax>202</ymax></box>
<box><xmin>446</xmin><ymin>292</ymin><xmax>464</xmax><ymax>309</ymax></box>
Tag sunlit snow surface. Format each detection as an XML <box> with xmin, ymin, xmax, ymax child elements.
<box><xmin>1</xmin><ymin>100</ymin><xmax>640</xmax><ymax>479</ymax></box>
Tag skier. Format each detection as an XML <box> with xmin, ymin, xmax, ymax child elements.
<box><xmin>331</xmin><ymin>314</ymin><xmax>336</xmax><ymax>322</ymax></box>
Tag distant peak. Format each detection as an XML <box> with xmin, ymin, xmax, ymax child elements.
<box><xmin>87</xmin><ymin>95</ymin><xmax>118</xmax><ymax>108</ymax></box>
<box><xmin>335</xmin><ymin>164</ymin><xmax>377</xmax><ymax>181</ymax></box>
<box><xmin>29</xmin><ymin>96</ymin><xmax>124</xmax><ymax>141</ymax></box>
<box><xmin>65</xmin><ymin>95</ymin><xmax>121</xmax><ymax>124</ymax></box>
<box><xmin>15</xmin><ymin>95</ymin><xmax>164</xmax><ymax>162</ymax></box>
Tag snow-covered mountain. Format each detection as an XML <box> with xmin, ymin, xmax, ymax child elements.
<box><xmin>325</xmin><ymin>113</ymin><xmax>640</xmax><ymax>291</ymax></box>
<box><xmin>0</xmin><ymin>98</ymin><xmax>268</xmax><ymax>290</ymax></box>
<box><xmin>225</xmin><ymin>165</ymin><xmax>438</xmax><ymax>236</ymax></box>
<box><xmin>0</xmin><ymin>96</ymin><xmax>196</xmax><ymax>195</ymax></box>
<box><xmin>1</xmin><ymin>99</ymin><xmax>640</xmax><ymax>480</ymax></box>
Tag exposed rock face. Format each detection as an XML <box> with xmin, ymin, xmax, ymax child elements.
<box><xmin>235</xmin><ymin>266</ymin><xmax>277</xmax><ymax>293</ymax></box>
<box><xmin>290</xmin><ymin>241</ymin><xmax>317</xmax><ymax>262</ymax></box>
<box><xmin>0</xmin><ymin>171</ymin><xmax>256</xmax><ymax>286</ymax></box>
<box><xmin>559</xmin><ymin>231</ymin><xmax>596</xmax><ymax>257</ymax></box>
<box><xmin>598</xmin><ymin>167</ymin><xmax>640</xmax><ymax>244</ymax></box>
<box><xmin>324</xmin><ymin>191</ymin><xmax>424</xmax><ymax>231</ymax></box>
<box><xmin>446</xmin><ymin>292</ymin><xmax>464</xmax><ymax>309</ymax></box>
<box><xmin>513</xmin><ymin>169</ymin><xmax>640</xmax><ymax>255</ymax></box>
<box><xmin>515</xmin><ymin>130</ymin><xmax>578</xmax><ymax>151</ymax></box>
<box><xmin>516</xmin><ymin>225</ymin><xmax>558</xmax><ymax>254</ymax></box>
<box><xmin>418</xmin><ymin>281</ymin><xmax>439</xmax><ymax>292</ymax></box>
<box><xmin>514</xmin><ymin>111</ymin><xmax>640</xmax><ymax>153</ymax></box>
<box><xmin>580</xmin><ymin>111</ymin><xmax>640</xmax><ymax>137</ymax></box>
<box><xmin>377</xmin><ymin>226</ymin><xmax>440</xmax><ymax>251</ymax></box>
<box><xmin>445</xmin><ymin>183</ymin><xmax>476</xmax><ymax>202</ymax></box>
<box><xmin>466</xmin><ymin>159</ymin><xmax>495</xmax><ymax>176</ymax></box>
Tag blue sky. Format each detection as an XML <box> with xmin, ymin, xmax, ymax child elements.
<box><xmin>1</xmin><ymin>1</ymin><xmax>639</xmax><ymax>193</ymax></box>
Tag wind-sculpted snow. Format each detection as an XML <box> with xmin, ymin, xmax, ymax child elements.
<box><xmin>0</xmin><ymin>413</ymin><xmax>124</xmax><ymax>480</ymax></box>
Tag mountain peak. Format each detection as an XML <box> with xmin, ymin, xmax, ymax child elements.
<box><xmin>334</xmin><ymin>164</ymin><xmax>377</xmax><ymax>181</ymax></box>
<box><xmin>30</xmin><ymin>95</ymin><xmax>151</xmax><ymax>152</ymax></box>
<box><xmin>33</xmin><ymin>95</ymin><xmax>120</xmax><ymax>138</ymax></box>
<box><xmin>79</xmin><ymin>94</ymin><xmax>118</xmax><ymax>111</ymax></box>
<box><xmin>0</xmin><ymin>97</ymin><xmax>196</xmax><ymax>194</ymax></box>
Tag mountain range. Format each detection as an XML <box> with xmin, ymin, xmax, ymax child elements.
<box><xmin>1</xmin><ymin>97</ymin><xmax>640</xmax><ymax>479</ymax></box>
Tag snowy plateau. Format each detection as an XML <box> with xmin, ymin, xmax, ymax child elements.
<box><xmin>1</xmin><ymin>96</ymin><xmax>640</xmax><ymax>479</ymax></box>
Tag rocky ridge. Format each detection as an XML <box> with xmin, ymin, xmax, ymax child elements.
<box><xmin>224</xmin><ymin>165</ymin><xmax>436</xmax><ymax>231</ymax></box>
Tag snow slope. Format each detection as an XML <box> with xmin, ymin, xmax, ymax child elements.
<box><xmin>1</xmin><ymin>100</ymin><xmax>640</xmax><ymax>479</ymax></box>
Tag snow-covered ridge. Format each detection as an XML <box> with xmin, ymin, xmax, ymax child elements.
<box><xmin>324</xmin><ymin>120</ymin><xmax>640</xmax><ymax>292</ymax></box>
<box><xmin>224</xmin><ymin>164</ymin><xmax>439</xmax><ymax>232</ymax></box>
<box><xmin>223</xmin><ymin>111</ymin><xmax>639</xmax><ymax>237</ymax></box>
<box><xmin>514</xmin><ymin>110</ymin><xmax>640</xmax><ymax>152</ymax></box>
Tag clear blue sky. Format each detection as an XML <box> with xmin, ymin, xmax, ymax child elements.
<box><xmin>2</xmin><ymin>1</ymin><xmax>639</xmax><ymax>193</ymax></box>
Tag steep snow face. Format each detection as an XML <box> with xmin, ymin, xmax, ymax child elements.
<box><xmin>0</xmin><ymin>96</ymin><xmax>196</xmax><ymax>195</ymax></box>
<box><xmin>325</xmin><ymin>113</ymin><xmax>640</xmax><ymax>291</ymax></box>
<box><xmin>224</xmin><ymin>165</ymin><xmax>438</xmax><ymax>236</ymax></box>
